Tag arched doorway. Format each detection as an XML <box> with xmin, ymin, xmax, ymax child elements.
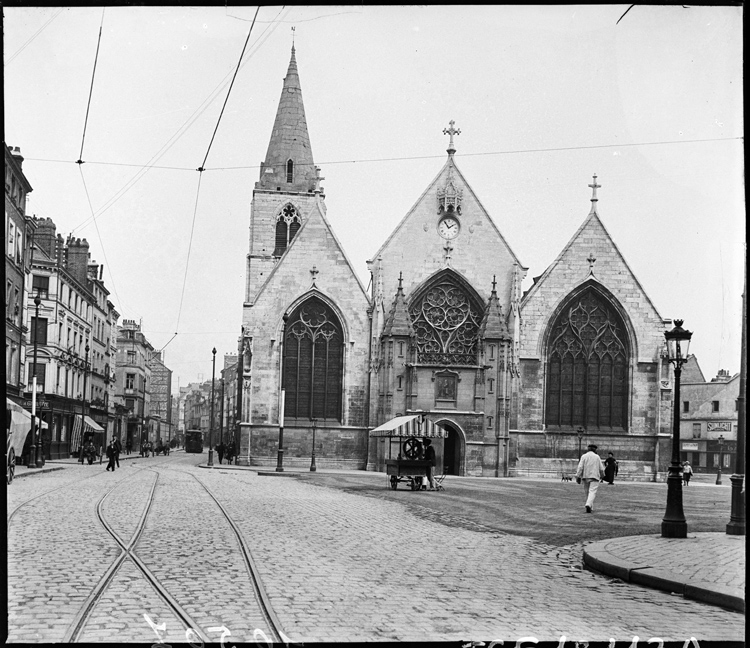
<box><xmin>440</xmin><ymin>422</ymin><xmax>463</xmax><ymax>475</ymax></box>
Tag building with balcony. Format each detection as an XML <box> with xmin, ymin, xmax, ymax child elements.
<box><xmin>22</xmin><ymin>217</ymin><xmax>118</xmax><ymax>458</ymax></box>
<box><xmin>5</xmin><ymin>143</ymin><xmax>36</xmax><ymax>400</ymax></box>
<box><xmin>115</xmin><ymin>319</ymin><xmax>153</xmax><ymax>451</ymax></box>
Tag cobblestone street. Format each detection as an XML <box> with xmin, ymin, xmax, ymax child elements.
<box><xmin>7</xmin><ymin>454</ymin><xmax>745</xmax><ymax>644</ymax></box>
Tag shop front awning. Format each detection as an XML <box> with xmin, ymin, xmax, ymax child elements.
<box><xmin>369</xmin><ymin>414</ymin><xmax>449</xmax><ymax>438</ymax></box>
<box><xmin>71</xmin><ymin>414</ymin><xmax>105</xmax><ymax>451</ymax></box>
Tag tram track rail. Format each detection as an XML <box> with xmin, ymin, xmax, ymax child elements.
<box><xmin>30</xmin><ymin>454</ymin><xmax>288</xmax><ymax>644</ymax></box>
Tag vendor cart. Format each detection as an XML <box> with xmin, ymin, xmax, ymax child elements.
<box><xmin>6</xmin><ymin>398</ymin><xmax>47</xmax><ymax>485</ymax></box>
<box><xmin>370</xmin><ymin>414</ymin><xmax>448</xmax><ymax>491</ymax></box>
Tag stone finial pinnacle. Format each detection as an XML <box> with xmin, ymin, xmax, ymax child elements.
<box><xmin>588</xmin><ymin>174</ymin><xmax>601</xmax><ymax>203</ymax></box>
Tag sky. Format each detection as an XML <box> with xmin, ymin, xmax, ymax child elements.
<box><xmin>4</xmin><ymin>5</ymin><xmax>745</xmax><ymax>393</ymax></box>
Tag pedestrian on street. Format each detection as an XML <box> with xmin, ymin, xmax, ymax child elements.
<box><xmin>105</xmin><ymin>440</ymin><xmax>117</xmax><ymax>472</ymax></box>
<box><xmin>126</xmin><ymin>439</ymin><xmax>132</xmax><ymax>455</ymax></box>
<box><xmin>604</xmin><ymin>452</ymin><xmax>619</xmax><ymax>485</ymax></box>
<box><xmin>423</xmin><ymin>438</ymin><xmax>437</xmax><ymax>490</ymax></box>
<box><xmin>575</xmin><ymin>443</ymin><xmax>605</xmax><ymax>513</ymax></box>
<box><xmin>114</xmin><ymin>436</ymin><xmax>122</xmax><ymax>468</ymax></box>
<box><xmin>682</xmin><ymin>461</ymin><xmax>693</xmax><ymax>486</ymax></box>
<box><xmin>151</xmin><ymin>441</ymin><xmax>155</xmax><ymax>457</ymax></box>
<box><xmin>217</xmin><ymin>442</ymin><xmax>225</xmax><ymax>464</ymax></box>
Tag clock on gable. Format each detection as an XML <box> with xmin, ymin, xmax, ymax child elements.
<box><xmin>438</xmin><ymin>215</ymin><xmax>460</xmax><ymax>240</ymax></box>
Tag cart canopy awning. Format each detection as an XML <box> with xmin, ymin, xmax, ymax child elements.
<box><xmin>369</xmin><ymin>415</ymin><xmax>449</xmax><ymax>438</ymax></box>
<box><xmin>7</xmin><ymin>398</ymin><xmax>48</xmax><ymax>453</ymax></box>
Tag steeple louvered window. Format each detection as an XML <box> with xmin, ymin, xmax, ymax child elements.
<box><xmin>545</xmin><ymin>288</ymin><xmax>630</xmax><ymax>431</ymax></box>
<box><xmin>283</xmin><ymin>297</ymin><xmax>344</xmax><ymax>421</ymax></box>
<box><xmin>273</xmin><ymin>204</ymin><xmax>301</xmax><ymax>257</ymax></box>
<box><xmin>286</xmin><ymin>159</ymin><xmax>294</xmax><ymax>183</ymax></box>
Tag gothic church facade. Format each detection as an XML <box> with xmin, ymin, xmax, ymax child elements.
<box><xmin>238</xmin><ymin>47</ymin><xmax>674</xmax><ymax>479</ymax></box>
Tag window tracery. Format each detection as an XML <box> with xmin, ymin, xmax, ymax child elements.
<box><xmin>273</xmin><ymin>204</ymin><xmax>301</xmax><ymax>256</ymax></box>
<box><xmin>283</xmin><ymin>298</ymin><xmax>343</xmax><ymax>420</ymax></box>
<box><xmin>545</xmin><ymin>289</ymin><xmax>629</xmax><ymax>430</ymax></box>
<box><xmin>409</xmin><ymin>274</ymin><xmax>483</xmax><ymax>365</ymax></box>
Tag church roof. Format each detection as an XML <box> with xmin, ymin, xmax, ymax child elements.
<box><xmin>257</xmin><ymin>45</ymin><xmax>317</xmax><ymax>192</ymax></box>
<box><xmin>520</xmin><ymin>178</ymin><xmax>664</xmax><ymax>323</ymax></box>
<box><xmin>479</xmin><ymin>277</ymin><xmax>510</xmax><ymax>340</ymax></box>
<box><xmin>382</xmin><ymin>274</ymin><xmax>414</xmax><ymax>337</ymax></box>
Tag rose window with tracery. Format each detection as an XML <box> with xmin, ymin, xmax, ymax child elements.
<box><xmin>409</xmin><ymin>276</ymin><xmax>483</xmax><ymax>366</ymax></box>
<box><xmin>545</xmin><ymin>289</ymin><xmax>630</xmax><ymax>431</ymax></box>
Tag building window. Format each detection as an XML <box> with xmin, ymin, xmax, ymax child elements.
<box><xmin>126</xmin><ymin>373</ymin><xmax>135</xmax><ymax>390</ymax></box>
<box><xmin>545</xmin><ymin>287</ymin><xmax>630</xmax><ymax>431</ymax></box>
<box><xmin>125</xmin><ymin>398</ymin><xmax>135</xmax><ymax>411</ymax></box>
<box><xmin>286</xmin><ymin>159</ymin><xmax>294</xmax><ymax>183</ymax></box>
<box><xmin>30</xmin><ymin>317</ymin><xmax>48</xmax><ymax>345</ymax></box>
<box><xmin>713</xmin><ymin>453</ymin><xmax>720</xmax><ymax>468</ymax></box>
<box><xmin>273</xmin><ymin>204</ymin><xmax>301</xmax><ymax>256</ymax></box>
<box><xmin>435</xmin><ymin>371</ymin><xmax>458</xmax><ymax>408</ymax></box>
<box><xmin>27</xmin><ymin>362</ymin><xmax>46</xmax><ymax>392</ymax></box>
<box><xmin>683</xmin><ymin>401</ymin><xmax>690</xmax><ymax>413</ymax></box>
<box><xmin>692</xmin><ymin>423</ymin><xmax>701</xmax><ymax>438</ymax></box>
<box><xmin>409</xmin><ymin>269</ymin><xmax>483</xmax><ymax>366</ymax></box>
<box><xmin>712</xmin><ymin>401</ymin><xmax>720</xmax><ymax>413</ymax></box>
<box><xmin>32</xmin><ymin>274</ymin><xmax>49</xmax><ymax>298</ymax></box>
<box><xmin>397</xmin><ymin>375</ymin><xmax>403</xmax><ymax>390</ymax></box>
<box><xmin>283</xmin><ymin>297</ymin><xmax>344</xmax><ymax>420</ymax></box>
<box><xmin>488</xmin><ymin>377</ymin><xmax>494</xmax><ymax>394</ymax></box>
<box><xmin>398</xmin><ymin>342</ymin><xmax>404</xmax><ymax>356</ymax></box>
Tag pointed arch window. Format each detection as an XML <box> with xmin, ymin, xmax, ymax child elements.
<box><xmin>409</xmin><ymin>271</ymin><xmax>483</xmax><ymax>365</ymax></box>
<box><xmin>273</xmin><ymin>204</ymin><xmax>301</xmax><ymax>256</ymax></box>
<box><xmin>545</xmin><ymin>288</ymin><xmax>630</xmax><ymax>431</ymax></box>
<box><xmin>286</xmin><ymin>159</ymin><xmax>294</xmax><ymax>183</ymax></box>
<box><xmin>283</xmin><ymin>297</ymin><xmax>344</xmax><ymax>421</ymax></box>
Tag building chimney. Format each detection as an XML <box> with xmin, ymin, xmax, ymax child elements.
<box><xmin>10</xmin><ymin>146</ymin><xmax>24</xmax><ymax>170</ymax></box>
<box><xmin>34</xmin><ymin>217</ymin><xmax>57</xmax><ymax>259</ymax></box>
<box><xmin>65</xmin><ymin>236</ymin><xmax>90</xmax><ymax>285</ymax></box>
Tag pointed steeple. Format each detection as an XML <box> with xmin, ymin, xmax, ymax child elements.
<box><xmin>258</xmin><ymin>45</ymin><xmax>317</xmax><ymax>192</ymax></box>
<box><xmin>479</xmin><ymin>275</ymin><xmax>510</xmax><ymax>340</ymax></box>
<box><xmin>383</xmin><ymin>273</ymin><xmax>414</xmax><ymax>337</ymax></box>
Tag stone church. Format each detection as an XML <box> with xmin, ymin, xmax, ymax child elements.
<box><xmin>238</xmin><ymin>46</ymin><xmax>675</xmax><ymax>479</ymax></box>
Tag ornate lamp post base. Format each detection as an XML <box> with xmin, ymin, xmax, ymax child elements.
<box><xmin>662</xmin><ymin>465</ymin><xmax>688</xmax><ymax>538</ymax></box>
<box><xmin>726</xmin><ymin>473</ymin><xmax>746</xmax><ymax>535</ymax></box>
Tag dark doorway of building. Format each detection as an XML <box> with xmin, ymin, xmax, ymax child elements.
<box><xmin>442</xmin><ymin>424</ymin><xmax>461</xmax><ymax>475</ymax></box>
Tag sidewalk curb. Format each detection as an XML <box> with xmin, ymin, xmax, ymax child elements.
<box><xmin>583</xmin><ymin>543</ymin><xmax>745</xmax><ymax>613</ymax></box>
<box><xmin>12</xmin><ymin>465</ymin><xmax>66</xmax><ymax>479</ymax></box>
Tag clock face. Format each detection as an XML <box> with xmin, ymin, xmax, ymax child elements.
<box><xmin>438</xmin><ymin>216</ymin><xmax>460</xmax><ymax>239</ymax></box>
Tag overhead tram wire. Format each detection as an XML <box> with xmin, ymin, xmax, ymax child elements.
<box><xmin>69</xmin><ymin>6</ymin><xmax>289</xmax><ymax>236</ymax></box>
<box><xmin>4</xmin><ymin>8</ymin><xmax>64</xmax><ymax>67</ymax></box>
<box><xmin>173</xmin><ymin>7</ymin><xmax>261</xmax><ymax>341</ymax></box>
<box><xmin>76</xmin><ymin>8</ymin><xmax>106</xmax><ymax>166</ymax></box>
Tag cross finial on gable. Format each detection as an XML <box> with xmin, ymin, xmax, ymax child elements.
<box><xmin>314</xmin><ymin>166</ymin><xmax>324</xmax><ymax>193</ymax></box>
<box><xmin>443</xmin><ymin>120</ymin><xmax>461</xmax><ymax>155</ymax></box>
<box><xmin>491</xmin><ymin>275</ymin><xmax>497</xmax><ymax>293</ymax></box>
<box><xmin>588</xmin><ymin>174</ymin><xmax>601</xmax><ymax>203</ymax></box>
<box><xmin>310</xmin><ymin>265</ymin><xmax>319</xmax><ymax>287</ymax></box>
<box><xmin>587</xmin><ymin>253</ymin><xmax>597</xmax><ymax>272</ymax></box>
<box><xmin>397</xmin><ymin>271</ymin><xmax>404</xmax><ymax>292</ymax></box>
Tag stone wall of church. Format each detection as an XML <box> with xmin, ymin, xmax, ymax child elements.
<box><xmin>511</xmin><ymin>214</ymin><xmax>672</xmax><ymax>476</ymax></box>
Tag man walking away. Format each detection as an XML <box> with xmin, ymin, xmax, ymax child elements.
<box><xmin>575</xmin><ymin>443</ymin><xmax>605</xmax><ymax>513</ymax></box>
<box><xmin>423</xmin><ymin>438</ymin><xmax>437</xmax><ymax>490</ymax></box>
<box><xmin>105</xmin><ymin>439</ymin><xmax>117</xmax><ymax>472</ymax></box>
<box><xmin>126</xmin><ymin>439</ymin><xmax>132</xmax><ymax>455</ymax></box>
<box><xmin>217</xmin><ymin>442</ymin><xmax>225</xmax><ymax>465</ymax></box>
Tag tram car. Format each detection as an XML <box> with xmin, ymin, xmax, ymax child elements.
<box><xmin>184</xmin><ymin>429</ymin><xmax>204</xmax><ymax>453</ymax></box>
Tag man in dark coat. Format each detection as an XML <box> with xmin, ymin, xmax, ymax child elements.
<box><xmin>105</xmin><ymin>440</ymin><xmax>117</xmax><ymax>471</ymax></box>
<box><xmin>113</xmin><ymin>436</ymin><xmax>122</xmax><ymax>468</ymax></box>
<box><xmin>217</xmin><ymin>442</ymin><xmax>225</xmax><ymax>464</ymax></box>
<box><xmin>423</xmin><ymin>438</ymin><xmax>437</xmax><ymax>490</ymax></box>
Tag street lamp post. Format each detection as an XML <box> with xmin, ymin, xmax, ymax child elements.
<box><xmin>662</xmin><ymin>319</ymin><xmax>692</xmax><ymax>539</ymax></box>
<box><xmin>29</xmin><ymin>292</ymin><xmax>42</xmax><ymax>468</ymax></box>
<box><xmin>208</xmin><ymin>348</ymin><xmax>216</xmax><ymax>467</ymax></box>
<box><xmin>726</xmin><ymin>269</ymin><xmax>745</xmax><ymax>535</ymax></box>
<box><xmin>576</xmin><ymin>426</ymin><xmax>584</xmax><ymax>458</ymax></box>
<box><xmin>715</xmin><ymin>434</ymin><xmax>725</xmax><ymax>485</ymax></box>
<box><xmin>310</xmin><ymin>418</ymin><xmax>317</xmax><ymax>472</ymax></box>
<box><xmin>78</xmin><ymin>343</ymin><xmax>90</xmax><ymax>464</ymax></box>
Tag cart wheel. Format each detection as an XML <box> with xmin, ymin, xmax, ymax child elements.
<box><xmin>7</xmin><ymin>448</ymin><xmax>16</xmax><ymax>485</ymax></box>
<box><xmin>390</xmin><ymin>475</ymin><xmax>398</xmax><ymax>490</ymax></box>
<box><xmin>403</xmin><ymin>437</ymin><xmax>420</xmax><ymax>459</ymax></box>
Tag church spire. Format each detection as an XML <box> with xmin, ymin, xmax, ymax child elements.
<box><xmin>257</xmin><ymin>45</ymin><xmax>317</xmax><ymax>192</ymax></box>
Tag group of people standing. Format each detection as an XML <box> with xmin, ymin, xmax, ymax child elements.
<box><xmin>214</xmin><ymin>442</ymin><xmax>235</xmax><ymax>464</ymax></box>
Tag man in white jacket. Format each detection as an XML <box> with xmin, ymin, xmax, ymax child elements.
<box><xmin>575</xmin><ymin>443</ymin><xmax>606</xmax><ymax>513</ymax></box>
